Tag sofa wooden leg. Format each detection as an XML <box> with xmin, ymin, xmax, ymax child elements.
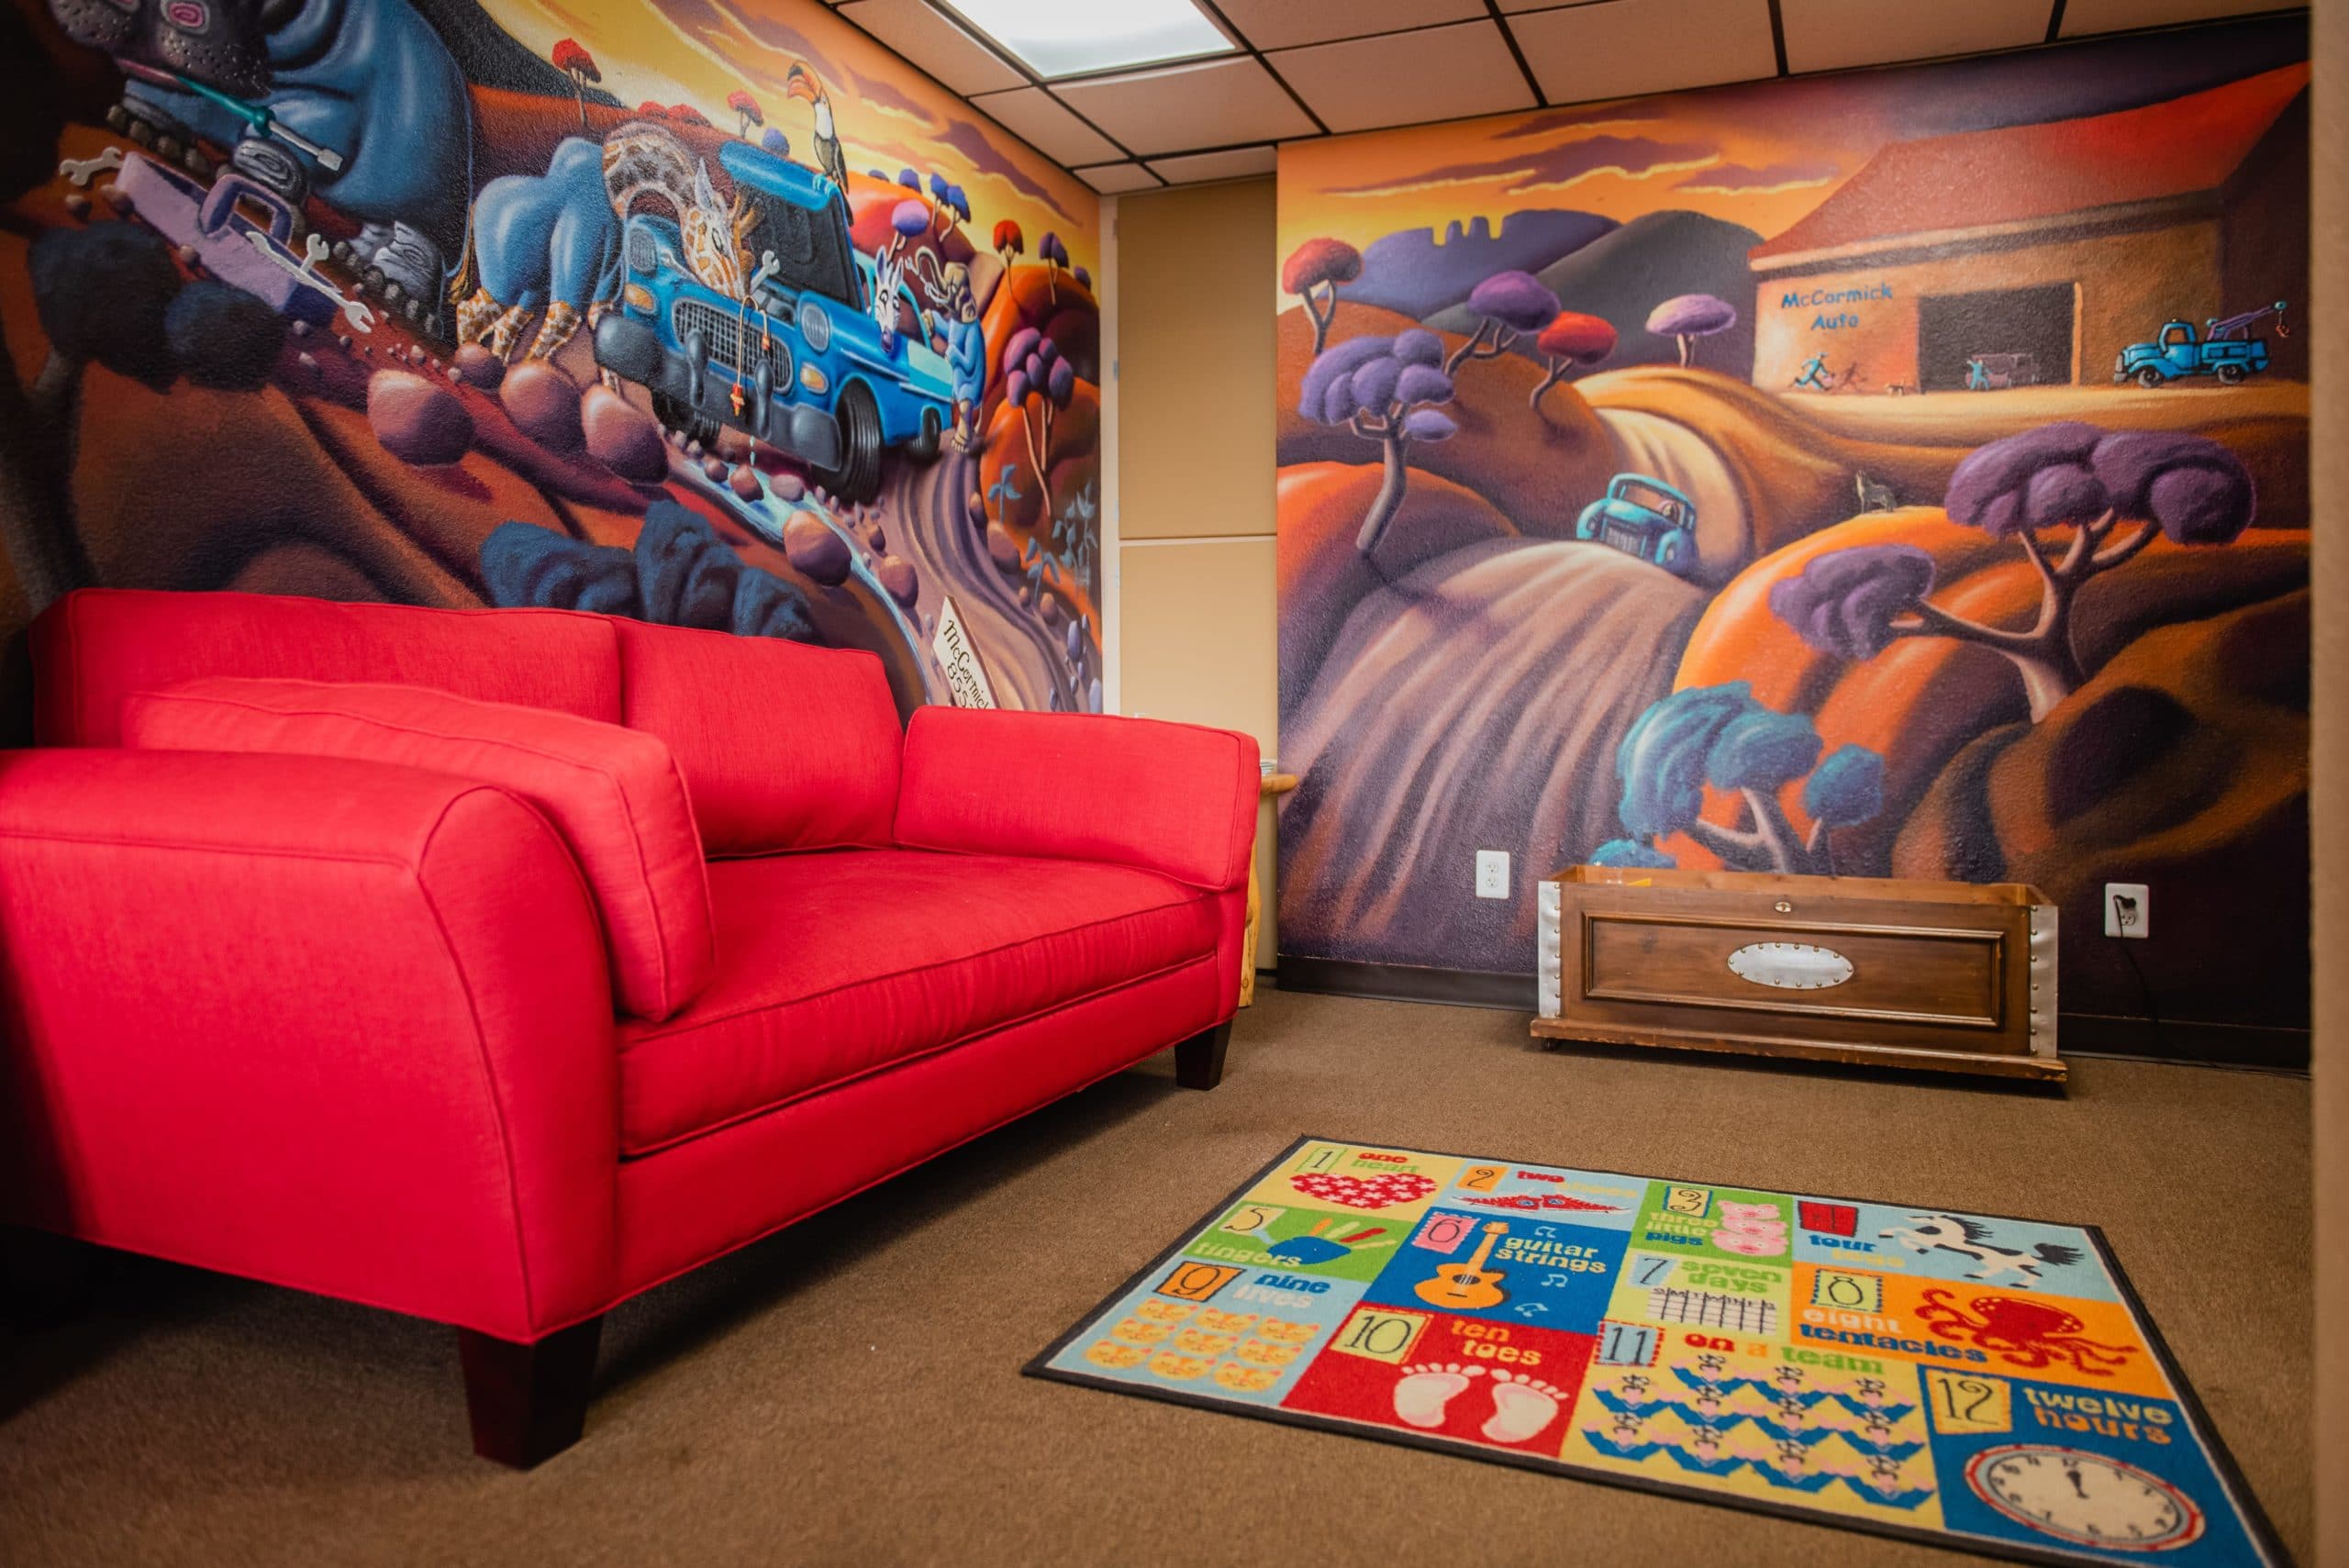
<box><xmin>457</xmin><ymin>1315</ymin><xmax>602</xmax><ymax>1468</ymax></box>
<box><xmin>1174</xmin><ymin>1021</ymin><xmax>1232</xmax><ymax>1091</ymax></box>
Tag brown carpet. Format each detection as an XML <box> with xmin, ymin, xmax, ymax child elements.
<box><xmin>0</xmin><ymin>988</ymin><xmax>2313</xmax><ymax>1566</ymax></box>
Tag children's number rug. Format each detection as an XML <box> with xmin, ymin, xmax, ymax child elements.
<box><xmin>1028</xmin><ymin>1137</ymin><xmax>2285</xmax><ymax>1567</ymax></box>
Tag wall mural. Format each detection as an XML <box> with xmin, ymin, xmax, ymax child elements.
<box><xmin>0</xmin><ymin>0</ymin><xmax>1103</xmax><ymax>717</ymax></box>
<box><xmin>1275</xmin><ymin>18</ymin><xmax>2310</xmax><ymax>1037</ymax></box>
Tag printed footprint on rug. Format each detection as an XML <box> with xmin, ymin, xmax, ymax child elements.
<box><xmin>1482</xmin><ymin>1370</ymin><xmax>1566</xmax><ymax>1444</ymax></box>
<box><xmin>1389</xmin><ymin>1363</ymin><xmax>1565</xmax><ymax>1444</ymax></box>
<box><xmin>1392</xmin><ymin>1363</ymin><xmax>1486</xmax><ymax>1428</ymax></box>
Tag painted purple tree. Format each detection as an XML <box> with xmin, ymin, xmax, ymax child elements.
<box><xmin>1039</xmin><ymin>232</ymin><xmax>1069</xmax><ymax>302</ymax></box>
<box><xmin>1299</xmin><ymin>328</ymin><xmax>1457</xmax><ymax>557</ymax></box>
<box><xmin>1589</xmin><ymin>683</ymin><xmax>1884</xmax><ymax>874</ymax></box>
<box><xmin>1004</xmin><ymin>327</ymin><xmax>1076</xmax><ymax>514</ymax></box>
<box><xmin>1282</xmin><ymin>238</ymin><xmax>1361</xmax><ymax>356</ymax></box>
<box><xmin>1767</xmin><ymin>422</ymin><xmax>2256</xmax><ymax>721</ymax></box>
<box><xmin>1444</xmin><ymin>269</ymin><xmax>1560</xmax><ymax>374</ymax></box>
<box><xmin>1646</xmin><ymin>293</ymin><xmax>1737</xmax><ymax>368</ymax></box>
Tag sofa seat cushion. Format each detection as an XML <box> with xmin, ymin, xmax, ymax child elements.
<box><xmin>617</xmin><ymin>848</ymin><xmax>1219</xmax><ymax>1154</ymax></box>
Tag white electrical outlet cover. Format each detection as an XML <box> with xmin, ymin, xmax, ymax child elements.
<box><xmin>2103</xmin><ymin>883</ymin><xmax>2150</xmax><ymax>939</ymax></box>
<box><xmin>1475</xmin><ymin>851</ymin><xmax>1509</xmax><ymax>899</ymax></box>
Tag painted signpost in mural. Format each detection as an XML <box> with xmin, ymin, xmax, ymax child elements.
<box><xmin>1273</xmin><ymin>18</ymin><xmax>2310</xmax><ymax>1038</ymax></box>
<box><xmin>0</xmin><ymin>0</ymin><xmax>1102</xmax><ymax>718</ymax></box>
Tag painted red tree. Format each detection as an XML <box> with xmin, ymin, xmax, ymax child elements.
<box><xmin>1530</xmin><ymin>311</ymin><xmax>1615</xmax><ymax>409</ymax></box>
<box><xmin>728</xmin><ymin>90</ymin><xmax>763</xmax><ymax>140</ymax></box>
<box><xmin>1282</xmin><ymin>238</ymin><xmax>1361</xmax><ymax>356</ymax></box>
<box><xmin>551</xmin><ymin>39</ymin><xmax>600</xmax><ymax>128</ymax></box>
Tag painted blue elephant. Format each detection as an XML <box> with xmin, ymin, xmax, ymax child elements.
<box><xmin>454</xmin><ymin>123</ymin><xmax>739</xmax><ymax>364</ymax></box>
<box><xmin>46</xmin><ymin>0</ymin><xmax>472</xmax><ymax>302</ymax></box>
<box><xmin>457</xmin><ymin>137</ymin><xmax>622</xmax><ymax>361</ymax></box>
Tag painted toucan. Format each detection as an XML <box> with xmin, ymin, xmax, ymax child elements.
<box><xmin>784</xmin><ymin>61</ymin><xmax>847</xmax><ymax>194</ymax></box>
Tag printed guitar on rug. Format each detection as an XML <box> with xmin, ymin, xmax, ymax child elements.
<box><xmin>1028</xmin><ymin>1139</ymin><xmax>2285</xmax><ymax>1568</ymax></box>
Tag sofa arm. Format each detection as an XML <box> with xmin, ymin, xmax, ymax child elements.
<box><xmin>0</xmin><ymin>748</ymin><xmax>620</xmax><ymax>1341</ymax></box>
<box><xmin>895</xmin><ymin>707</ymin><xmax>1260</xmax><ymax>891</ymax></box>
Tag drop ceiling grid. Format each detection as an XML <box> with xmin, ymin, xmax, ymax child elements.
<box><xmin>821</xmin><ymin>0</ymin><xmax>2300</xmax><ymax>187</ymax></box>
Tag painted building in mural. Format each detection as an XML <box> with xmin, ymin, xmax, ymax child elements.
<box><xmin>0</xmin><ymin>0</ymin><xmax>1103</xmax><ymax>722</ymax></box>
<box><xmin>1749</xmin><ymin>68</ymin><xmax>2309</xmax><ymax>393</ymax></box>
<box><xmin>1274</xmin><ymin>17</ymin><xmax>2310</xmax><ymax>1046</ymax></box>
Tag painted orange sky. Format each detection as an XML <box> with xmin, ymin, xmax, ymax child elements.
<box><xmin>483</xmin><ymin>0</ymin><xmax>1097</xmax><ymax>267</ymax></box>
<box><xmin>1276</xmin><ymin>18</ymin><xmax>2307</xmax><ymax>305</ymax></box>
<box><xmin>1280</xmin><ymin>83</ymin><xmax>1888</xmax><ymax>259</ymax></box>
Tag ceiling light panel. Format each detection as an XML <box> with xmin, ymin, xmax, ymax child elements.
<box><xmin>837</xmin><ymin>0</ymin><xmax>1025</xmax><ymax>95</ymax></box>
<box><xmin>938</xmin><ymin>0</ymin><xmax>1234</xmax><ymax>79</ymax></box>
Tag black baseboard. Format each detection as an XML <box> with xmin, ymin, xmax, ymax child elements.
<box><xmin>1272</xmin><ymin>957</ymin><xmax>1530</xmax><ymax>1012</ymax></box>
<box><xmin>2056</xmin><ymin>1011</ymin><xmax>2309</xmax><ymax>1072</ymax></box>
<box><xmin>1267</xmin><ymin>959</ymin><xmax>2310</xmax><ymax>1072</ymax></box>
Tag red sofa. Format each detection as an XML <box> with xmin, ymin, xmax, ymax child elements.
<box><xmin>0</xmin><ymin>589</ymin><xmax>1257</xmax><ymax>1463</ymax></box>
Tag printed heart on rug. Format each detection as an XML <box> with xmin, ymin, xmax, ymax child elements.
<box><xmin>1289</xmin><ymin>1173</ymin><xmax>1439</xmax><ymax>1210</ymax></box>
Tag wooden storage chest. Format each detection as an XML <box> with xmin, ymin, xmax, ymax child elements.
<box><xmin>1533</xmin><ymin>866</ymin><xmax>2062</xmax><ymax>1081</ymax></box>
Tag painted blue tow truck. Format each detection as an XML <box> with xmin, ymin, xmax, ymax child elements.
<box><xmin>594</xmin><ymin>139</ymin><xmax>952</xmax><ymax>504</ymax></box>
<box><xmin>2115</xmin><ymin>301</ymin><xmax>2288</xmax><ymax>388</ymax></box>
<box><xmin>1575</xmin><ymin>473</ymin><xmax>1700</xmax><ymax>580</ymax></box>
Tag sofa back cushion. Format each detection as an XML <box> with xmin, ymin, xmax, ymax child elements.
<box><xmin>124</xmin><ymin>677</ymin><xmax>717</xmax><ymax>1022</ymax></box>
<box><xmin>613</xmin><ymin>619</ymin><xmax>902</xmax><ymax>856</ymax></box>
<box><xmin>896</xmin><ymin>708</ymin><xmax>1260</xmax><ymax>890</ymax></box>
<box><xmin>33</xmin><ymin>589</ymin><xmax>623</xmax><ymax>747</ymax></box>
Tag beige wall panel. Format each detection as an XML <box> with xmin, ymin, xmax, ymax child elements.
<box><xmin>1118</xmin><ymin>181</ymin><xmax>1278</xmax><ymax>539</ymax></box>
<box><xmin>1120</xmin><ymin>538</ymin><xmax>1278</xmax><ymax>956</ymax></box>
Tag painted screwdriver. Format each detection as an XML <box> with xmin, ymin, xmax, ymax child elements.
<box><xmin>168</xmin><ymin>73</ymin><xmax>347</xmax><ymax>172</ymax></box>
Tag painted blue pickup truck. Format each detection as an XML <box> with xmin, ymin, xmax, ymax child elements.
<box><xmin>1575</xmin><ymin>473</ymin><xmax>1700</xmax><ymax>580</ymax></box>
<box><xmin>2114</xmin><ymin>301</ymin><xmax>2288</xmax><ymax>388</ymax></box>
<box><xmin>594</xmin><ymin>139</ymin><xmax>952</xmax><ymax>504</ymax></box>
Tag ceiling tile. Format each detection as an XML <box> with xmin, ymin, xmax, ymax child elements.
<box><xmin>1508</xmin><ymin>0</ymin><xmax>1781</xmax><ymax>102</ymax></box>
<box><xmin>966</xmin><ymin>86</ymin><xmax>1125</xmax><ymax>165</ymax></box>
<box><xmin>1050</xmin><ymin>57</ymin><xmax>1319</xmax><ymax>155</ymax></box>
<box><xmin>1145</xmin><ymin>145</ymin><xmax>1279</xmax><ymax>183</ymax></box>
<box><xmin>2060</xmin><ymin>0</ymin><xmax>2286</xmax><ymax>36</ymax></box>
<box><xmin>1269</xmin><ymin>21</ymin><xmax>1538</xmax><ymax>133</ymax></box>
<box><xmin>1212</xmin><ymin>0</ymin><xmax>1487</xmax><ymax>50</ymax></box>
<box><xmin>1074</xmin><ymin>161</ymin><xmax>1163</xmax><ymax>194</ymax></box>
<box><xmin>836</xmin><ymin>0</ymin><xmax>1024</xmax><ymax>96</ymax></box>
<box><xmin>1780</xmin><ymin>0</ymin><xmax>2049</xmax><ymax>72</ymax></box>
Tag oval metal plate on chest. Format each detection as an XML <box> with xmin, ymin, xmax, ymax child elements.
<box><xmin>1726</xmin><ymin>941</ymin><xmax>1854</xmax><ymax>990</ymax></box>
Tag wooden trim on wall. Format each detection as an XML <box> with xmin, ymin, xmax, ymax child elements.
<box><xmin>1268</xmin><ymin>960</ymin><xmax>2310</xmax><ymax>1071</ymax></box>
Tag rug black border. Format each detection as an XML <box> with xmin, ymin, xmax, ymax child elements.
<box><xmin>1022</xmin><ymin>1132</ymin><xmax>2294</xmax><ymax>1568</ymax></box>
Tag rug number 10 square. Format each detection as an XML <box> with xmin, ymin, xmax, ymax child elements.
<box><xmin>1029</xmin><ymin>1138</ymin><xmax>2284</xmax><ymax>1567</ymax></box>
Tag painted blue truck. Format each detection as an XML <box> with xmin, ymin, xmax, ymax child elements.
<box><xmin>1575</xmin><ymin>473</ymin><xmax>1700</xmax><ymax>580</ymax></box>
<box><xmin>594</xmin><ymin>139</ymin><xmax>952</xmax><ymax>504</ymax></box>
<box><xmin>2114</xmin><ymin>301</ymin><xmax>2288</xmax><ymax>388</ymax></box>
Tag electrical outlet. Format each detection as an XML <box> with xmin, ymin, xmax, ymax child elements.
<box><xmin>1475</xmin><ymin>850</ymin><xmax>1510</xmax><ymax>900</ymax></box>
<box><xmin>2104</xmin><ymin>882</ymin><xmax>2150</xmax><ymax>939</ymax></box>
